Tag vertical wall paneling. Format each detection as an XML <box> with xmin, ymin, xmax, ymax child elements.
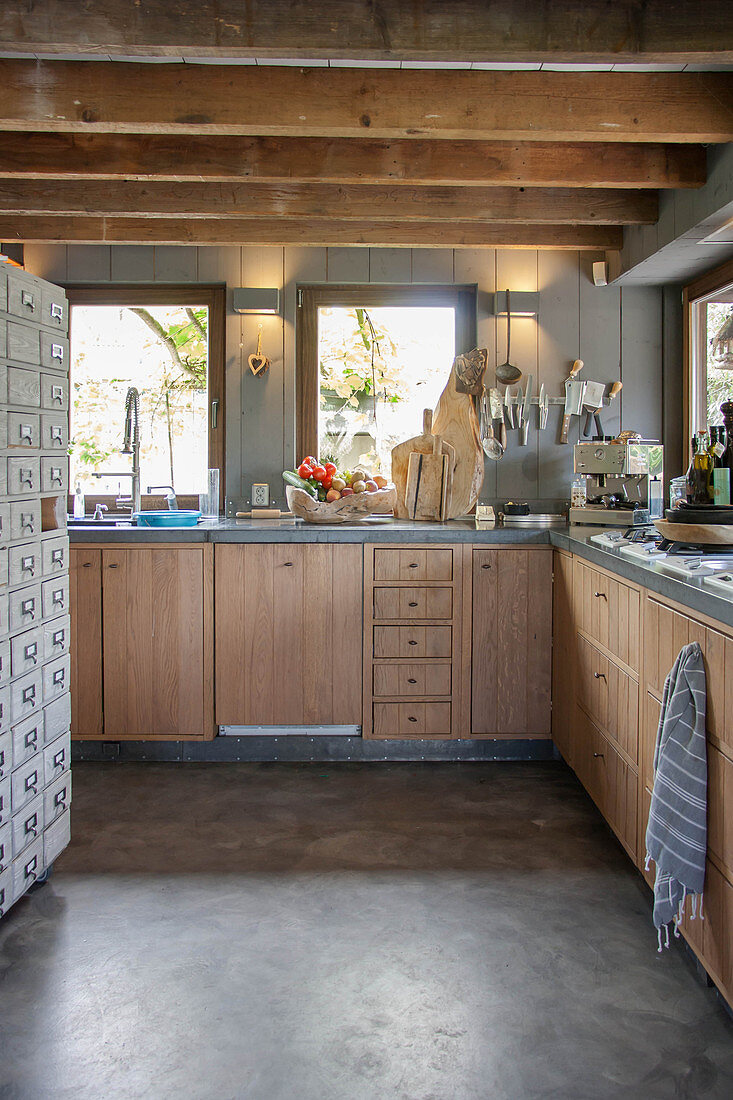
<box><xmin>538</xmin><ymin>251</ymin><xmax>581</xmax><ymax>500</ymax></box>
<box><xmin>67</xmin><ymin>245</ymin><xmax>111</xmax><ymax>282</ymax></box>
<box><xmin>579</xmin><ymin>255</ymin><xmax>622</xmax><ymax>443</ymax></box>
<box><xmin>283</xmin><ymin>247</ymin><xmax>328</xmax><ymax>477</ymax></box>
<box><xmin>453</xmin><ymin>248</ymin><xmax>497</xmax><ymax>499</ymax></box>
<box><xmin>662</xmin><ymin>284</ymin><xmax>684</xmax><ymax>485</ymax></box>
<box><xmin>20</xmin><ymin>244</ymin><xmax>68</xmax><ymax>283</ymax></box>
<box><xmin>198</xmin><ymin>246</ymin><xmax>244</xmax><ymax>502</ymax></box>
<box><xmin>327</xmin><ymin>247</ymin><xmax>369</xmax><ymax>283</ymax></box>
<box><xmin>495</xmin><ymin>249</ymin><xmax>539</xmax><ymax>501</ymax></box>
<box><xmin>240</xmin><ymin>247</ymin><xmax>285</xmax><ymax>502</ymax></box>
<box><xmin>412</xmin><ymin>249</ymin><xmax>454</xmax><ymax>284</ymax></box>
<box><xmin>111</xmin><ymin>245</ymin><xmax>155</xmax><ymax>282</ymax></box>
<box><xmin>620</xmin><ymin>287</ymin><xmax>664</xmax><ymax>442</ymax></box>
<box><xmin>369</xmin><ymin>248</ymin><xmax>412</xmax><ymax>284</ymax></box>
<box><xmin>153</xmin><ymin>246</ymin><xmax>198</xmax><ymax>282</ymax></box>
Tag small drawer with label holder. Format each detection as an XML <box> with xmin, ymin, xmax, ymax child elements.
<box><xmin>43</xmin><ymin>615</ymin><xmax>70</xmax><ymax>662</ymax></box>
<box><xmin>9</xmin><ymin>501</ymin><xmax>40</xmax><ymax>542</ymax></box>
<box><xmin>0</xmin><ymin>864</ymin><xmax>11</xmax><ymax>916</ymax></box>
<box><xmin>7</xmin><ymin>456</ymin><xmax>39</xmax><ymax>496</ymax></box>
<box><xmin>11</xmin><ymin>712</ymin><xmax>42</xmax><ymax>770</ymax></box>
<box><xmin>0</xmin><ymin>638</ymin><xmax>9</xmax><ymax>685</ymax></box>
<box><xmin>44</xmin><ymin>771</ymin><xmax>71</xmax><ymax>826</ymax></box>
<box><xmin>42</xmin><ymin>577</ymin><xmax>68</xmax><ymax>619</ymax></box>
<box><xmin>6</xmin><ymin>412</ymin><xmax>39</xmax><ymax>450</ymax></box>
<box><xmin>41</xmin><ymin>287</ymin><xmax>68</xmax><ymax>333</ymax></box>
<box><xmin>0</xmin><ymin>774</ymin><xmax>10</xmax><ymax>826</ymax></box>
<box><xmin>40</xmin><ymin>413</ymin><xmax>68</xmax><ymax>452</ymax></box>
<box><xmin>42</xmin><ymin>536</ymin><xmax>67</xmax><ymax>577</ymax></box>
<box><xmin>41</xmin><ymin>373</ymin><xmax>69</xmax><ymax>411</ymax></box>
<box><xmin>44</xmin><ymin>731</ymin><xmax>70</xmax><ymax>787</ymax></box>
<box><xmin>40</xmin><ymin>456</ymin><xmax>68</xmax><ymax>494</ymax></box>
<box><xmin>10</xmin><ymin>626</ymin><xmax>41</xmax><ymax>678</ymax></box>
<box><xmin>9</xmin><ymin>583</ymin><xmax>41</xmax><ymax>632</ymax></box>
<box><xmin>8</xmin><ymin>541</ymin><xmax>41</xmax><ymax>587</ymax></box>
<box><xmin>42</xmin><ymin>654</ymin><xmax>69</xmax><ymax>703</ymax></box>
<box><xmin>11</xmin><ymin>834</ymin><xmax>43</xmax><ymax>903</ymax></box>
<box><xmin>0</xmin><ymin>730</ymin><xmax>10</xmax><ymax>780</ymax></box>
<box><xmin>44</xmin><ymin>807</ymin><xmax>70</xmax><ymax>866</ymax></box>
<box><xmin>11</xmin><ymin>759</ymin><xmax>42</xmax><ymax>819</ymax></box>
<box><xmin>10</xmin><ymin>668</ymin><xmax>42</xmax><ymax>725</ymax></box>
<box><xmin>40</xmin><ymin>332</ymin><xmax>68</xmax><ymax>371</ymax></box>
<box><xmin>0</xmin><ymin>820</ymin><xmax>11</xmax><ymax>873</ymax></box>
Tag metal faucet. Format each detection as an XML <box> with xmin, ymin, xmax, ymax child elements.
<box><xmin>92</xmin><ymin>387</ymin><xmax>141</xmax><ymax>514</ymax></box>
<box><xmin>147</xmin><ymin>484</ymin><xmax>178</xmax><ymax>511</ymax></box>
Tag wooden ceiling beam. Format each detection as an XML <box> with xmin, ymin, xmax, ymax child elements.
<box><xmin>0</xmin><ymin>216</ymin><xmax>622</xmax><ymax>250</ymax></box>
<box><xmin>0</xmin><ymin>62</ymin><xmax>730</xmax><ymax>142</ymax></box>
<box><xmin>0</xmin><ymin>133</ymin><xmax>706</xmax><ymax>190</ymax></box>
<box><xmin>0</xmin><ymin>1</ymin><xmax>731</xmax><ymax>64</ymax></box>
<box><xmin>0</xmin><ymin>180</ymin><xmax>658</xmax><ymax>225</ymax></box>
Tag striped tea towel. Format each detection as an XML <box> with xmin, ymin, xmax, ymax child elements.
<box><xmin>645</xmin><ymin>641</ymin><xmax>707</xmax><ymax>952</ymax></box>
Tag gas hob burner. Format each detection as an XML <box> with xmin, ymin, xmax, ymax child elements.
<box><xmin>658</xmin><ymin>554</ymin><xmax>733</xmax><ymax>580</ymax></box>
<box><xmin>619</xmin><ymin>542</ymin><xmax>668</xmax><ymax>563</ymax></box>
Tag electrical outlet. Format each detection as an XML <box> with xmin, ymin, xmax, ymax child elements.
<box><xmin>252</xmin><ymin>483</ymin><xmax>269</xmax><ymax>507</ymax></box>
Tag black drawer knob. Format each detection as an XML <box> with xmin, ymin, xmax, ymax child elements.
<box><xmin>408</xmin><ymin>601</ymin><xmax>418</xmax><ymax>607</ymax></box>
<box><xmin>407</xmin><ymin>678</ymin><xmax>417</xmax><ymax>684</ymax></box>
<box><xmin>408</xmin><ymin>640</ymin><xmax>418</xmax><ymax>646</ymax></box>
<box><xmin>408</xmin><ymin>716</ymin><xmax>417</xmax><ymax>722</ymax></box>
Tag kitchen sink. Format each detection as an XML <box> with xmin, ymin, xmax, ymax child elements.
<box><xmin>67</xmin><ymin>516</ymin><xmax>135</xmax><ymax>527</ymax></box>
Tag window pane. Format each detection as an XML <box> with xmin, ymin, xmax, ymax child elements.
<box><xmin>318</xmin><ymin>305</ymin><xmax>455</xmax><ymax>473</ymax></box>
<box><xmin>705</xmin><ymin>296</ymin><xmax>733</xmax><ymax>427</ymax></box>
<box><xmin>70</xmin><ymin>304</ymin><xmax>209</xmax><ymax>495</ymax></box>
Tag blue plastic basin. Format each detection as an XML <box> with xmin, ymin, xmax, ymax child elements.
<box><xmin>134</xmin><ymin>510</ymin><xmax>202</xmax><ymax>527</ymax></box>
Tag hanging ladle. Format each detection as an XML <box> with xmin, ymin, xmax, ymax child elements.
<box><xmin>495</xmin><ymin>288</ymin><xmax>523</xmax><ymax>385</ymax></box>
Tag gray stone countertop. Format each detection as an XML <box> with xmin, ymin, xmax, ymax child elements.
<box><xmin>67</xmin><ymin>517</ymin><xmax>733</xmax><ymax>630</ymax></box>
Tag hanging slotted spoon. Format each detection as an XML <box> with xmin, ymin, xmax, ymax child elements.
<box><xmin>495</xmin><ymin>289</ymin><xmax>523</xmax><ymax>385</ymax></box>
<box><xmin>479</xmin><ymin>389</ymin><xmax>504</xmax><ymax>460</ymax></box>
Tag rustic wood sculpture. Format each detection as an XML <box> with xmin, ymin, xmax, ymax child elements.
<box><xmin>432</xmin><ymin>348</ymin><xmax>487</xmax><ymax>518</ymax></box>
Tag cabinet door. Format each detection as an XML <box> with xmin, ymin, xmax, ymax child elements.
<box><xmin>102</xmin><ymin>547</ymin><xmax>212</xmax><ymax>739</ymax></box>
<box><xmin>471</xmin><ymin>549</ymin><xmax>552</xmax><ymax>736</ymax></box>
<box><xmin>70</xmin><ymin>547</ymin><xmax>103</xmax><ymax>739</ymax></box>
<box><xmin>551</xmin><ymin>550</ymin><xmax>575</xmax><ymax>763</ymax></box>
<box><xmin>215</xmin><ymin>544</ymin><xmax>362</xmax><ymax>726</ymax></box>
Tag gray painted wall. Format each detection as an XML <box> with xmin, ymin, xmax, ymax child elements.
<box><xmin>24</xmin><ymin>243</ymin><xmax>678</xmax><ymax>512</ymax></box>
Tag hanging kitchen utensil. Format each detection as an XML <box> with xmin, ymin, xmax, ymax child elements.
<box><xmin>248</xmin><ymin>325</ymin><xmax>270</xmax><ymax>376</ymax></box>
<box><xmin>519</xmin><ymin>374</ymin><xmax>533</xmax><ymax>445</ymax></box>
<box><xmin>538</xmin><ymin>384</ymin><xmax>548</xmax><ymax>430</ymax></box>
<box><xmin>581</xmin><ymin>380</ymin><xmax>608</xmax><ymax>437</ymax></box>
<box><xmin>479</xmin><ymin>389</ymin><xmax>504</xmax><ymax>460</ymax></box>
<box><xmin>495</xmin><ymin>290</ymin><xmax>523</xmax><ymax>384</ymax></box>
<box><xmin>489</xmin><ymin>387</ymin><xmax>506</xmax><ymax>450</ymax></box>
<box><xmin>504</xmin><ymin>385</ymin><xmax>515</xmax><ymax>430</ymax></box>
<box><xmin>560</xmin><ymin>378</ymin><xmax>587</xmax><ymax>444</ymax></box>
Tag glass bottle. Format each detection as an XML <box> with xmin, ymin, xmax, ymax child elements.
<box><xmin>722</xmin><ymin>401</ymin><xmax>733</xmax><ymax>471</ymax></box>
<box><xmin>691</xmin><ymin>429</ymin><xmax>713</xmax><ymax>504</ymax></box>
<box><xmin>709</xmin><ymin>426</ymin><xmax>730</xmax><ymax>506</ymax></box>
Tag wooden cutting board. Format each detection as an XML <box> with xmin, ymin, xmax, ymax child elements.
<box><xmin>405</xmin><ymin>432</ymin><xmax>452</xmax><ymax>521</ymax></box>
<box><xmin>432</xmin><ymin>350</ymin><xmax>487</xmax><ymax>518</ymax></box>
<box><xmin>391</xmin><ymin>409</ymin><xmax>455</xmax><ymax>519</ymax></box>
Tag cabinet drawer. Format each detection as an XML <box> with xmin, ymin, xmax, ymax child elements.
<box><xmin>43</xmin><ymin>615</ymin><xmax>70</xmax><ymax>662</ymax></box>
<box><xmin>574</xmin><ymin>560</ymin><xmax>640</xmax><ymax>672</ymax></box>
<box><xmin>0</xmin><ymin>548</ymin><xmax>7</xmax><ymax>590</ymax></box>
<box><xmin>40</xmin><ymin>332</ymin><xmax>68</xmax><ymax>371</ymax></box>
<box><xmin>11</xmin><ymin>712</ymin><xmax>42</xmax><ymax>770</ymax></box>
<box><xmin>11</xmin><ymin>669</ymin><xmax>41</xmax><ymax>724</ymax></box>
<box><xmin>11</xmin><ymin>835</ymin><xmax>43</xmax><ymax>903</ymax></box>
<box><xmin>42</xmin><ymin>576</ymin><xmax>69</xmax><ymax>619</ymax></box>
<box><xmin>11</xmin><ymin>759</ymin><xmax>42</xmax><ymax>818</ymax></box>
<box><xmin>0</xmin><ymin>638</ymin><xmax>9</xmax><ymax>685</ymax></box>
<box><xmin>7</xmin><ymin>456</ymin><xmax>40</xmax><ymax>496</ymax></box>
<box><xmin>43</xmin><ymin>654</ymin><xmax>70</xmax><ymax>702</ymax></box>
<box><xmin>0</xmin><ymin>686</ymin><xmax>9</xmax><ymax>736</ymax></box>
<box><xmin>0</xmin><ymin>865</ymin><xmax>11</xmax><ymax>916</ymax></box>
<box><xmin>373</xmin><ymin>625</ymin><xmax>452</xmax><ymax>659</ymax></box>
<box><xmin>708</xmin><ymin>744</ymin><xmax>733</xmax><ymax>883</ymax></box>
<box><xmin>42</xmin><ymin>537</ymin><xmax>67</xmax><ymax>577</ymax></box>
<box><xmin>373</xmin><ymin>587</ymin><xmax>453</xmax><ymax>620</ymax></box>
<box><xmin>41</xmin><ymin>373</ymin><xmax>69</xmax><ymax>411</ymax></box>
<box><xmin>0</xmin><ymin>730</ymin><xmax>9</xmax><ymax>780</ymax></box>
<box><xmin>6</xmin><ymin>412</ymin><xmax>39</xmax><ymax>450</ymax></box>
<box><xmin>44</xmin><ymin>771</ymin><xmax>71</xmax><ymax>826</ymax></box>
<box><xmin>41</xmin><ymin>286</ymin><xmax>68</xmax><ymax>333</ymax></box>
<box><xmin>44</xmin><ymin>731</ymin><xmax>70</xmax><ymax>787</ymax></box>
<box><xmin>0</xmin><ymin>774</ymin><xmax>10</xmax><ymax>826</ymax></box>
<box><xmin>0</xmin><ymin>503</ymin><xmax>9</xmax><ymax>544</ymax></box>
<box><xmin>9</xmin><ymin>541</ymin><xmax>42</xmax><ymax>587</ymax></box>
<box><xmin>7</xmin><ymin>319</ymin><xmax>41</xmax><ymax>366</ymax></box>
<box><xmin>373</xmin><ymin>662</ymin><xmax>452</xmax><ymax>698</ymax></box>
<box><xmin>576</xmin><ymin>633</ymin><xmax>639</xmax><ymax>763</ymax></box>
<box><xmin>40</xmin><ymin>412</ymin><xmax>68</xmax><ymax>452</ymax></box>
<box><xmin>10</xmin><ymin>626</ymin><xmax>41</xmax><ymax>677</ymax></box>
<box><xmin>44</xmin><ymin>807</ymin><xmax>70</xmax><ymax>866</ymax></box>
<box><xmin>10</xmin><ymin>500</ymin><xmax>41</xmax><ymax>541</ymax></box>
<box><xmin>6</xmin><ymin>365</ymin><xmax>40</xmax><ymax>407</ymax></box>
<box><xmin>7</xmin><ymin>272</ymin><xmax>41</xmax><ymax>322</ymax></box>
<box><xmin>0</xmin><ymin>821</ymin><xmax>10</xmax><ymax>873</ymax></box>
<box><xmin>40</xmin><ymin>456</ymin><xmax>68</xmax><ymax>494</ymax></box>
<box><xmin>373</xmin><ymin>701</ymin><xmax>452</xmax><ymax>739</ymax></box>
<box><xmin>373</xmin><ymin>548</ymin><xmax>453</xmax><ymax>582</ymax></box>
<box><xmin>9</xmin><ymin>583</ymin><xmax>41</xmax><ymax>632</ymax></box>
<box><xmin>0</xmin><ymin>594</ymin><xmax>7</xmax><ymax>639</ymax></box>
<box><xmin>44</xmin><ymin>693</ymin><xmax>71</xmax><ymax>744</ymax></box>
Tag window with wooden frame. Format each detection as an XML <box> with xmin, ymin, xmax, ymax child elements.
<box><xmin>66</xmin><ymin>284</ymin><xmax>225</xmax><ymax>512</ymax></box>
<box><xmin>684</xmin><ymin>258</ymin><xmax>733</xmax><ymax>445</ymax></box>
<box><xmin>296</xmin><ymin>284</ymin><xmax>476</xmax><ymax>471</ymax></box>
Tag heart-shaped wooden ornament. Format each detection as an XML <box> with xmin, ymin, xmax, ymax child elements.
<box><xmin>248</xmin><ymin>353</ymin><xmax>269</xmax><ymax>376</ymax></box>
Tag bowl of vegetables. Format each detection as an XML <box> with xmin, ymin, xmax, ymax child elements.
<box><xmin>283</xmin><ymin>457</ymin><xmax>397</xmax><ymax>523</ymax></box>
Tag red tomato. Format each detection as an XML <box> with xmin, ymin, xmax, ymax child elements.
<box><xmin>297</xmin><ymin>462</ymin><xmax>313</xmax><ymax>479</ymax></box>
<box><xmin>303</xmin><ymin>456</ymin><xmax>317</xmax><ymax>467</ymax></box>
<box><xmin>321</xmin><ymin>475</ymin><xmax>333</xmax><ymax>490</ymax></box>
<box><xmin>324</xmin><ymin>462</ymin><xmax>337</xmax><ymax>476</ymax></box>
<box><xmin>311</xmin><ymin>465</ymin><xmax>327</xmax><ymax>481</ymax></box>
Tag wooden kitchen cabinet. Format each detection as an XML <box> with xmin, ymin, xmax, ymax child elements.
<box><xmin>470</xmin><ymin>547</ymin><xmax>553</xmax><ymax>737</ymax></box>
<box><xmin>70</xmin><ymin>544</ymin><xmax>213</xmax><ymax>740</ymax></box>
<box><xmin>215</xmin><ymin>543</ymin><xmax>362</xmax><ymax>726</ymax></box>
<box><xmin>551</xmin><ymin>549</ymin><xmax>575</xmax><ymax>765</ymax></box>
<box><xmin>70</xmin><ymin>546</ymin><xmax>103</xmax><ymax>739</ymax></box>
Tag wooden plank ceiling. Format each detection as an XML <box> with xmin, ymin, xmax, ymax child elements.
<box><xmin>0</xmin><ymin>1</ymin><xmax>731</xmax><ymax>250</ymax></box>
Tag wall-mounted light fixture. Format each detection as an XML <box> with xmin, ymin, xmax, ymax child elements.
<box><xmin>232</xmin><ymin>288</ymin><xmax>280</xmax><ymax>315</ymax></box>
<box><xmin>489</xmin><ymin>289</ymin><xmax>539</xmax><ymax>317</ymax></box>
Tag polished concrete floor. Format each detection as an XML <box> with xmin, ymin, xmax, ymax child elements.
<box><xmin>1</xmin><ymin>761</ymin><xmax>732</xmax><ymax>1100</ymax></box>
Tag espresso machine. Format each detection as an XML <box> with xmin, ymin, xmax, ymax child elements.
<box><xmin>570</xmin><ymin>441</ymin><xmax>664</xmax><ymax>526</ymax></box>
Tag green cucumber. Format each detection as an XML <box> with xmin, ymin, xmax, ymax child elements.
<box><xmin>282</xmin><ymin>470</ymin><xmax>317</xmax><ymax>498</ymax></box>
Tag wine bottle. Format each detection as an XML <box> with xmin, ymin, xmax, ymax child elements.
<box><xmin>690</xmin><ymin>429</ymin><xmax>713</xmax><ymax>505</ymax></box>
<box><xmin>710</xmin><ymin>426</ymin><xmax>730</xmax><ymax>506</ymax></box>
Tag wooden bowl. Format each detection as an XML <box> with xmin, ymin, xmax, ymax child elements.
<box><xmin>286</xmin><ymin>484</ymin><xmax>397</xmax><ymax>524</ymax></box>
<box><xmin>654</xmin><ymin>518</ymin><xmax>733</xmax><ymax>546</ymax></box>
